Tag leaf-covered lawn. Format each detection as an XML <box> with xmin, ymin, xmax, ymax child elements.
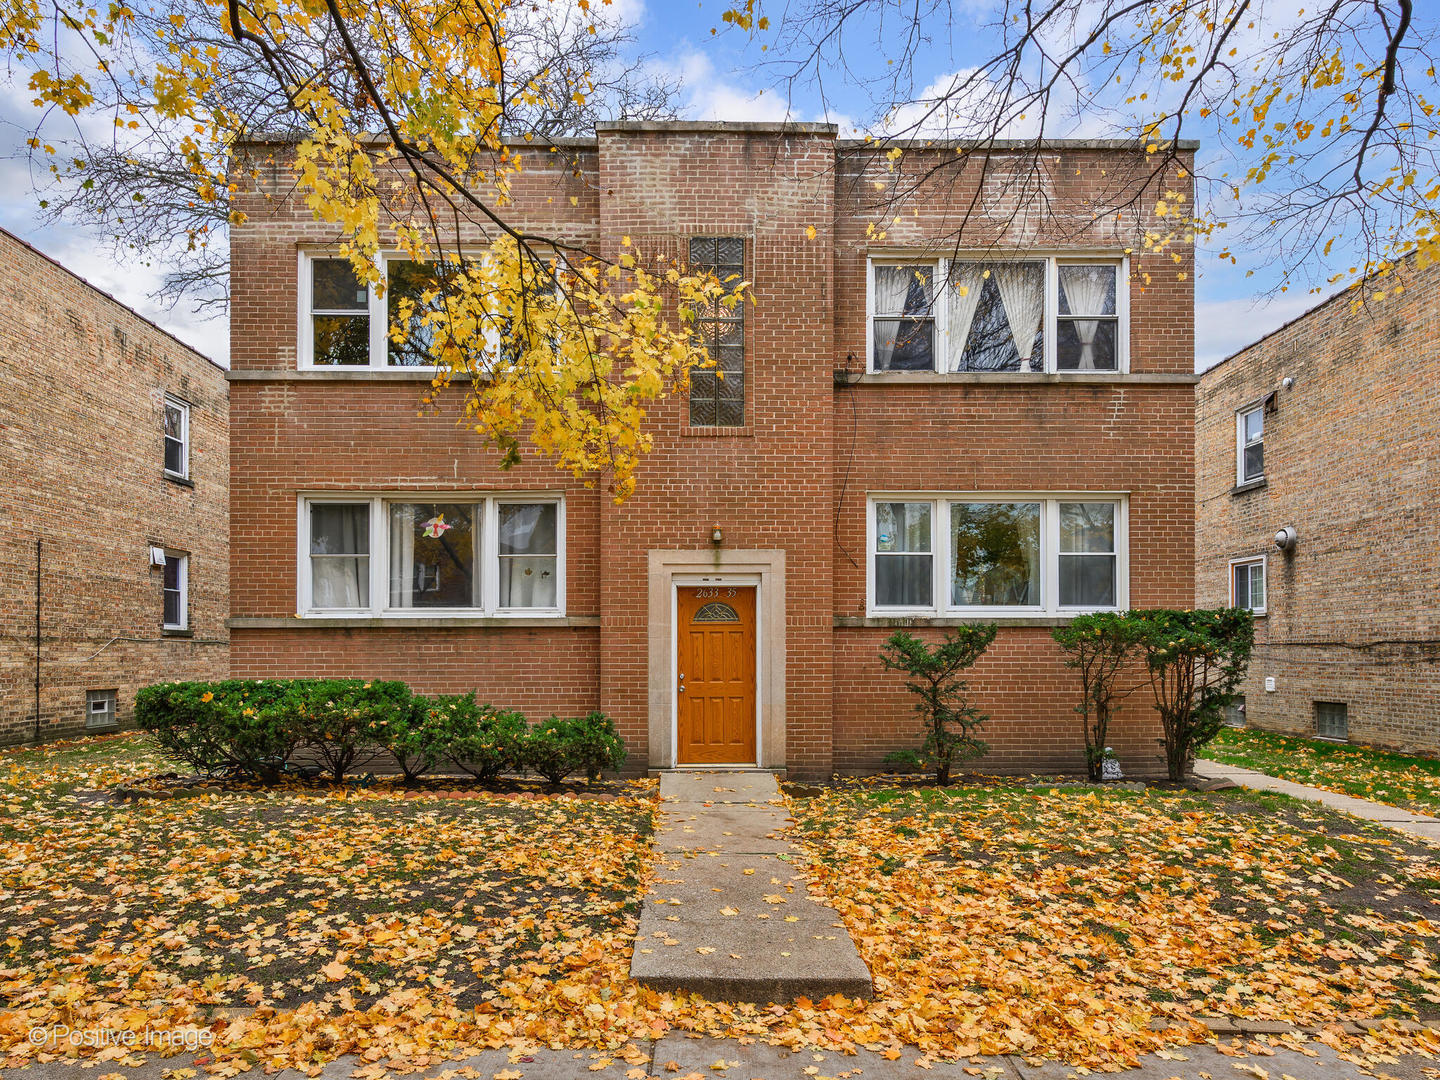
<box><xmin>1207</xmin><ymin>727</ymin><xmax>1440</xmax><ymax>816</ymax></box>
<box><xmin>3</xmin><ymin>736</ymin><xmax>1440</xmax><ymax>1076</ymax></box>
<box><xmin>788</xmin><ymin>782</ymin><xmax>1440</xmax><ymax>1067</ymax></box>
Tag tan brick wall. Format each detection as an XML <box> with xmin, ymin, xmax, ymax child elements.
<box><xmin>1195</xmin><ymin>256</ymin><xmax>1440</xmax><ymax>755</ymax></box>
<box><xmin>228</xmin><ymin>127</ymin><xmax>1194</xmax><ymax>779</ymax></box>
<box><xmin>0</xmin><ymin>230</ymin><xmax>230</xmax><ymax>745</ymax></box>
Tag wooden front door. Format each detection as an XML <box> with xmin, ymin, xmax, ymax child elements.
<box><xmin>677</xmin><ymin>585</ymin><xmax>757</xmax><ymax>765</ymax></box>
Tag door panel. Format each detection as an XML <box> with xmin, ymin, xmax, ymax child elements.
<box><xmin>677</xmin><ymin>586</ymin><xmax>757</xmax><ymax>765</ymax></box>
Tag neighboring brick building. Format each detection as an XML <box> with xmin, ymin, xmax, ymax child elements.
<box><xmin>228</xmin><ymin>122</ymin><xmax>1197</xmax><ymax>779</ymax></box>
<box><xmin>1196</xmin><ymin>257</ymin><xmax>1440</xmax><ymax>756</ymax></box>
<box><xmin>0</xmin><ymin>228</ymin><xmax>229</xmax><ymax>745</ymax></box>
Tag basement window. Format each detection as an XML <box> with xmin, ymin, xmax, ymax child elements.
<box><xmin>86</xmin><ymin>690</ymin><xmax>117</xmax><ymax>730</ymax></box>
<box><xmin>1315</xmin><ymin>701</ymin><xmax>1348</xmax><ymax>741</ymax></box>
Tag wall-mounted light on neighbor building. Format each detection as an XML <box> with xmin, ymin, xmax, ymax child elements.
<box><xmin>1274</xmin><ymin>525</ymin><xmax>1298</xmax><ymax>552</ymax></box>
<box><xmin>711</xmin><ymin>524</ymin><xmax>723</xmax><ymax>546</ymax></box>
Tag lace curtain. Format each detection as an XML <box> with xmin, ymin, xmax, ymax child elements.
<box><xmin>993</xmin><ymin>264</ymin><xmax>1044</xmax><ymax>372</ymax></box>
<box><xmin>1059</xmin><ymin>265</ymin><xmax>1112</xmax><ymax>370</ymax></box>
<box><xmin>872</xmin><ymin>265</ymin><xmax>927</xmax><ymax>369</ymax></box>
<box><xmin>946</xmin><ymin>265</ymin><xmax>985</xmax><ymax>372</ymax></box>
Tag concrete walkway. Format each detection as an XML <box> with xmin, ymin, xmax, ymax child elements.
<box><xmin>1194</xmin><ymin>759</ymin><xmax>1440</xmax><ymax>842</ymax></box>
<box><xmin>628</xmin><ymin>771</ymin><xmax>872</xmax><ymax>1002</ymax></box>
<box><xmin>15</xmin><ymin>1030</ymin><xmax>1438</xmax><ymax>1080</ymax></box>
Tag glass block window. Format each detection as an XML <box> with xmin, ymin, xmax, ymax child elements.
<box><xmin>1315</xmin><ymin>701</ymin><xmax>1348</xmax><ymax>741</ymax></box>
<box><xmin>689</xmin><ymin>236</ymin><xmax>745</xmax><ymax>427</ymax></box>
<box><xmin>86</xmin><ymin>689</ymin><xmax>117</xmax><ymax>729</ymax></box>
<box><xmin>1224</xmin><ymin>695</ymin><xmax>1246</xmax><ymax>728</ymax></box>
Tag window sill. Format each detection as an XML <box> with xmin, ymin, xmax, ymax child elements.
<box><xmin>228</xmin><ymin>369</ymin><xmax>456</xmax><ymax>382</ymax></box>
<box><xmin>230</xmin><ymin>615</ymin><xmax>600</xmax><ymax>629</ymax></box>
<box><xmin>164</xmin><ymin>472</ymin><xmax>195</xmax><ymax>488</ymax></box>
<box><xmin>162</xmin><ymin>627</ymin><xmax>194</xmax><ymax>637</ymax></box>
<box><xmin>682</xmin><ymin>424</ymin><xmax>753</xmax><ymax>438</ymax></box>
<box><xmin>838</xmin><ymin>615</ymin><xmax>1080</xmax><ymax>628</ymax></box>
<box><xmin>837</xmin><ymin>371</ymin><xmax>1198</xmax><ymax>386</ymax></box>
<box><xmin>1231</xmin><ymin>478</ymin><xmax>1267</xmax><ymax>496</ymax></box>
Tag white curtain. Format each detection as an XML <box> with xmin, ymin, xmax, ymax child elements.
<box><xmin>946</xmin><ymin>264</ymin><xmax>984</xmax><ymax>372</ymax></box>
<box><xmin>310</xmin><ymin>505</ymin><xmax>368</xmax><ymax>608</ymax></box>
<box><xmin>388</xmin><ymin>506</ymin><xmax>415</xmax><ymax>608</ymax></box>
<box><xmin>994</xmin><ymin>263</ymin><xmax>1044</xmax><ymax>372</ymax></box>
<box><xmin>1059</xmin><ymin>265</ymin><xmax>1111</xmax><ymax>370</ymax></box>
<box><xmin>872</xmin><ymin>265</ymin><xmax>917</xmax><ymax>370</ymax></box>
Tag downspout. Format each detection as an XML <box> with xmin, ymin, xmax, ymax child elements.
<box><xmin>33</xmin><ymin>539</ymin><xmax>41</xmax><ymax>742</ymax></box>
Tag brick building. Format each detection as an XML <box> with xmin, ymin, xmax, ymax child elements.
<box><xmin>0</xmin><ymin>228</ymin><xmax>229</xmax><ymax>745</ymax></box>
<box><xmin>1196</xmin><ymin>256</ymin><xmax>1440</xmax><ymax>756</ymax></box>
<box><xmin>228</xmin><ymin>122</ymin><xmax>1197</xmax><ymax>779</ymax></box>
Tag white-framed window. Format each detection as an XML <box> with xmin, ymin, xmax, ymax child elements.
<box><xmin>86</xmin><ymin>689</ymin><xmax>117</xmax><ymax>729</ymax></box>
<box><xmin>1230</xmin><ymin>556</ymin><xmax>1267</xmax><ymax>615</ymax></box>
<box><xmin>162</xmin><ymin>550</ymin><xmax>188</xmax><ymax>630</ymax></box>
<box><xmin>163</xmin><ymin>395</ymin><xmax>190</xmax><ymax>479</ymax></box>
<box><xmin>299</xmin><ymin>250</ymin><xmax>564</xmax><ymax>370</ymax></box>
<box><xmin>298</xmin><ymin>494</ymin><xmax>565</xmax><ymax>617</ymax></box>
<box><xmin>1236</xmin><ymin>404</ymin><xmax>1265</xmax><ymax>484</ymax></box>
<box><xmin>867</xmin><ymin>494</ymin><xmax>1127</xmax><ymax>616</ymax></box>
<box><xmin>866</xmin><ymin>255</ymin><xmax>1128</xmax><ymax>374</ymax></box>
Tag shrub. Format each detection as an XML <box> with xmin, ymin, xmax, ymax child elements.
<box><xmin>879</xmin><ymin>626</ymin><xmax>997</xmax><ymax>785</ymax></box>
<box><xmin>436</xmin><ymin>695</ymin><xmax>528</xmax><ymax>781</ymax></box>
<box><xmin>289</xmin><ymin>679</ymin><xmax>412</xmax><ymax>782</ymax></box>
<box><xmin>516</xmin><ymin>713</ymin><xmax>626</xmax><ymax>785</ymax></box>
<box><xmin>386</xmin><ymin>698</ymin><xmax>450</xmax><ymax>783</ymax></box>
<box><xmin>1052</xmin><ymin>612</ymin><xmax>1149</xmax><ymax>781</ymax></box>
<box><xmin>1129</xmin><ymin>608</ymin><xmax>1256</xmax><ymax>780</ymax></box>
<box><xmin>134</xmin><ymin>679</ymin><xmax>304</xmax><ymax>783</ymax></box>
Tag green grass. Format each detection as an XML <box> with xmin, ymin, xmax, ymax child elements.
<box><xmin>1206</xmin><ymin>727</ymin><xmax>1440</xmax><ymax>816</ymax></box>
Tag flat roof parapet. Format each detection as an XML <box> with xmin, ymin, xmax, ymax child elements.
<box><xmin>596</xmin><ymin>120</ymin><xmax>839</xmax><ymax>135</ymax></box>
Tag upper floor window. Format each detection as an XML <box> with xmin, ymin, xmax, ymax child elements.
<box><xmin>867</xmin><ymin>256</ymin><xmax>1126</xmax><ymax>374</ymax></box>
<box><xmin>1236</xmin><ymin>404</ymin><xmax>1264</xmax><ymax>484</ymax></box>
<box><xmin>868</xmin><ymin>495</ymin><xmax>1126</xmax><ymax>616</ymax></box>
<box><xmin>163</xmin><ymin>395</ymin><xmax>189</xmax><ymax>480</ymax></box>
<box><xmin>300</xmin><ymin>494</ymin><xmax>564</xmax><ymax>617</ymax></box>
<box><xmin>1230</xmin><ymin>556</ymin><xmax>1266</xmax><ymax>614</ymax></box>
<box><xmin>162</xmin><ymin>550</ymin><xmax>188</xmax><ymax>630</ymax></box>
<box><xmin>688</xmin><ymin>237</ymin><xmax>746</xmax><ymax>427</ymax></box>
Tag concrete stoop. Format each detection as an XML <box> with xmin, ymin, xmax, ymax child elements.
<box><xmin>628</xmin><ymin>770</ymin><xmax>873</xmax><ymax>1003</ymax></box>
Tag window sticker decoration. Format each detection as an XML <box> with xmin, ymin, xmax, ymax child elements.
<box><xmin>422</xmin><ymin>514</ymin><xmax>453</xmax><ymax>539</ymax></box>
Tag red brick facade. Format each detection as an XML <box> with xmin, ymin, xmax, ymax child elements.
<box><xmin>229</xmin><ymin>123</ymin><xmax>1196</xmax><ymax>779</ymax></box>
<box><xmin>1196</xmin><ymin>257</ymin><xmax>1440</xmax><ymax>756</ymax></box>
<box><xmin>0</xmin><ymin>229</ymin><xmax>229</xmax><ymax>745</ymax></box>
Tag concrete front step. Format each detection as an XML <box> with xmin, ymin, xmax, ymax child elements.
<box><xmin>629</xmin><ymin>770</ymin><xmax>873</xmax><ymax>1003</ymax></box>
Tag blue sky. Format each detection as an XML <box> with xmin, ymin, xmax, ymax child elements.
<box><xmin>0</xmin><ymin>0</ymin><xmax>1330</xmax><ymax>369</ymax></box>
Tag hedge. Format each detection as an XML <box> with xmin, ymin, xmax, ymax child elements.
<box><xmin>132</xmin><ymin>678</ymin><xmax>626</xmax><ymax>785</ymax></box>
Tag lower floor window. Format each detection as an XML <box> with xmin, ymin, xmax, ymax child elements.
<box><xmin>1315</xmin><ymin>701</ymin><xmax>1348</xmax><ymax>740</ymax></box>
<box><xmin>869</xmin><ymin>495</ymin><xmax>1125</xmax><ymax>615</ymax></box>
<box><xmin>1224</xmin><ymin>695</ymin><xmax>1246</xmax><ymax>727</ymax></box>
<box><xmin>1231</xmin><ymin>556</ymin><xmax>1266</xmax><ymax>614</ymax></box>
<box><xmin>162</xmin><ymin>551</ymin><xmax>188</xmax><ymax>629</ymax></box>
<box><xmin>86</xmin><ymin>689</ymin><xmax>117</xmax><ymax>729</ymax></box>
<box><xmin>302</xmin><ymin>494</ymin><xmax>563</xmax><ymax>616</ymax></box>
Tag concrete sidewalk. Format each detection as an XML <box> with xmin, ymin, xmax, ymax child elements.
<box><xmin>627</xmin><ymin>771</ymin><xmax>872</xmax><ymax>1002</ymax></box>
<box><xmin>12</xmin><ymin>1031</ymin><xmax>1437</xmax><ymax>1080</ymax></box>
<box><xmin>1194</xmin><ymin>759</ymin><xmax>1440</xmax><ymax>842</ymax></box>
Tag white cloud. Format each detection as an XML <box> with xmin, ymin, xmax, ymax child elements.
<box><xmin>1193</xmin><ymin>292</ymin><xmax>1321</xmax><ymax>373</ymax></box>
